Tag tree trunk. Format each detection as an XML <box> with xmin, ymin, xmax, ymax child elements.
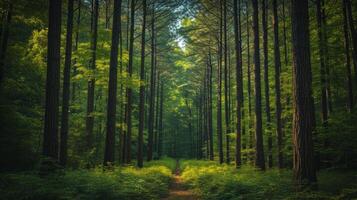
<box><xmin>233</xmin><ymin>0</ymin><xmax>243</xmax><ymax>168</ymax></box>
<box><xmin>208</xmin><ymin>49</ymin><xmax>214</xmax><ymax>160</ymax></box>
<box><xmin>72</xmin><ymin>0</ymin><xmax>81</xmax><ymax>103</ymax></box>
<box><xmin>252</xmin><ymin>0</ymin><xmax>265</xmax><ymax>170</ymax></box>
<box><xmin>291</xmin><ymin>0</ymin><xmax>317</xmax><ymax>186</ymax></box>
<box><xmin>246</xmin><ymin>1</ymin><xmax>253</xmax><ymax>150</ymax></box>
<box><xmin>104</xmin><ymin>0</ymin><xmax>122</xmax><ymax>166</ymax></box>
<box><xmin>158</xmin><ymin>79</ymin><xmax>164</xmax><ymax>159</ymax></box>
<box><xmin>125</xmin><ymin>0</ymin><xmax>136</xmax><ymax>163</ymax></box>
<box><xmin>0</xmin><ymin>1</ymin><xmax>12</xmax><ymax>87</ymax></box>
<box><xmin>60</xmin><ymin>0</ymin><xmax>74</xmax><ymax>166</ymax></box>
<box><xmin>217</xmin><ymin>1</ymin><xmax>224</xmax><ymax>164</ymax></box>
<box><xmin>147</xmin><ymin>4</ymin><xmax>156</xmax><ymax>161</ymax></box>
<box><xmin>282</xmin><ymin>0</ymin><xmax>288</xmax><ymax>66</ymax></box>
<box><xmin>86</xmin><ymin>0</ymin><xmax>99</xmax><ymax>152</ymax></box>
<box><xmin>137</xmin><ymin>0</ymin><xmax>147</xmax><ymax>168</ymax></box>
<box><xmin>346</xmin><ymin>0</ymin><xmax>357</xmax><ymax>77</ymax></box>
<box><xmin>273</xmin><ymin>0</ymin><xmax>283</xmax><ymax>169</ymax></box>
<box><xmin>43</xmin><ymin>0</ymin><xmax>62</xmax><ymax>161</ymax></box>
<box><xmin>223</xmin><ymin>0</ymin><xmax>230</xmax><ymax>164</ymax></box>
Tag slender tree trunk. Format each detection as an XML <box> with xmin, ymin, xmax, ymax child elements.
<box><xmin>252</xmin><ymin>0</ymin><xmax>265</xmax><ymax>170</ymax></box>
<box><xmin>137</xmin><ymin>0</ymin><xmax>147</xmax><ymax>168</ymax></box>
<box><xmin>104</xmin><ymin>0</ymin><xmax>122</xmax><ymax>166</ymax></box>
<box><xmin>105</xmin><ymin>0</ymin><xmax>111</xmax><ymax>29</ymax></box>
<box><xmin>262</xmin><ymin>0</ymin><xmax>272</xmax><ymax>168</ymax></box>
<box><xmin>346</xmin><ymin>0</ymin><xmax>357</xmax><ymax>77</ymax></box>
<box><xmin>158</xmin><ymin>80</ymin><xmax>164</xmax><ymax>159</ymax></box>
<box><xmin>154</xmin><ymin>72</ymin><xmax>160</xmax><ymax>157</ymax></box>
<box><xmin>291</xmin><ymin>0</ymin><xmax>317</xmax><ymax>186</ymax></box>
<box><xmin>246</xmin><ymin>1</ymin><xmax>253</xmax><ymax>150</ymax></box>
<box><xmin>316</xmin><ymin>0</ymin><xmax>328</xmax><ymax>126</ymax></box>
<box><xmin>43</xmin><ymin>0</ymin><xmax>62</xmax><ymax>161</ymax></box>
<box><xmin>0</xmin><ymin>1</ymin><xmax>12</xmax><ymax>87</ymax></box>
<box><xmin>147</xmin><ymin>4</ymin><xmax>156</xmax><ymax>161</ymax></box>
<box><xmin>125</xmin><ymin>0</ymin><xmax>136</xmax><ymax>163</ymax></box>
<box><xmin>282</xmin><ymin>0</ymin><xmax>288</xmax><ymax>66</ymax></box>
<box><xmin>208</xmin><ymin>50</ymin><xmax>214</xmax><ymax>160</ymax></box>
<box><xmin>233</xmin><ymin>0</ymin><xmax>243</xmax><ymax>168</ymax></box>
<box><xmin>223</xmin><ymin>0</ymin><xmax>230</xmax><ymax>164</ymax></box>
<box><xmin>217</xmin><ymin>1</ymin><xmax>224</xmax><ymax>164</ymax></box>
<box><xmin>86</xmin><ymin>0</ymin><xmax>99</xmax><ymax>152</ymax></box>
<box><xmin>60</xmin><ymin>0</ymin><xmax>74</xmax><ymax>166</ymax></box>
<box><xmin>72</xmin><ymin>0</ymin><xmax>81</xmax><ymax>103</ymax></box>
<box><xmin>273</xmin><ymin>0</ymin><xmax>283</xmax><ymax>169</ymax></box>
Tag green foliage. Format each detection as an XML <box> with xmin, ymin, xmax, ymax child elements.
<box><xmin>180</xmin><ymin>160</ymin><xmax>357</xmax><ymax>200</ymax></box>
<box><xmin>0</xmin><ymin>162</ymin><xmax>173</xmax><ymax>200</ymax></box>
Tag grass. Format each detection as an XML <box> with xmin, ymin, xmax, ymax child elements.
<box><xmin>180</xmin><ymin>160</ymin><xmax>357</xmax><ymax>200</ymax></box>
<box><xmin>0</xmin><ymin>158</ymin><xmax>176</xmax><ymax>200</ymax></box>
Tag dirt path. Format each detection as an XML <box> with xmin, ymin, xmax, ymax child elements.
<box><xmin>162</xmin><ymin>160</ymin><xmax>198</xmax><ymax>200</ymax></box>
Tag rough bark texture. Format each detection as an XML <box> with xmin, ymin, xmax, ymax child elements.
<box><xmin>291</xmin><ymin>0</ymin><xmax>317</xmax><ymax>186</ymax></box>
<box><xmin>60</xmin><ymin>0</ymin><xmax>74</xmax><ymax>166</ymax></box>
<box><xmin>104</xmin><ymin>0</ymin><xmax>122</xmax><ymax>166</ymax></box>
<box><xmin>43</xmin><ymin>0</ymin><xmax>62</xmax><ymax>160</ymax></box>
<box><xmin>252</xmin><ymin>0</ymin><xmax>265</xmax><ymax>170</ymax></box>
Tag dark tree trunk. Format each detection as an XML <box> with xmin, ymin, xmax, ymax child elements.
<box><xmin>137</xmin><ymin>0</ymin><xmax>147</xmax><ymax>168</ymax></box>
<box><xmin>217</xmin><ymin>1</ymin><xmax>224</xmax><ymax>164</ymax></box>
<box><xmin>60</xmin><ymin>0</ymin><xmax>74</xmax><ymax>166</ymax></box>
<box><xmin>273</xmin><ymin>0</ymin><xmax>283</xmax><ymax>169</ymax></box>
<box><xmin>0</xmin><ymin>1</ymin><xmax>12</xmax><ymax>87</ymax></box>
<box><xmin>252</xmin><ymin>0</ymin><xmax>265</xmax><ymax>170</ymax></box>
<box><xmin>158</xmin><ymin>79</ymin><xmax>164</xmax><ymax>159</ymax></box>
<box><xmin>346</xmin><ymin>0</ymin><xmax>357</xmax><ymax>77</ymax></box>
<box><xmin>316</xmin><ymin>0</ymin><xmax>328</xmax><ymax>126</ymax></box>
<box><xmin>246</xmin><ymin>1</ymin><xmax>253</xmax><ymax>149</ymax></box>
<box><xmin>125</xmin><ymin>0</ymin><xmax>136</xmax><ymax>163</ymax></box>
<box><xmin>154</xmin><ymin>72</ymin><xmax>160</xmax><ymax>156</ymax></box>
<box><xmin>208</xmin><ymin>49</ymin><xmax>214</xmax><ymax>160</ymax></box>
<box><xmin>291</xmin><ymin>0</ymin><xmax>317</xmax><ymax>186</ymax></box>
<box><xmin>282</xmin><ymin>0</ymin><xmax>288</xmax><ymax>66</ymax></box>
<box><xmin>105</xmin><ymin>0</ymin><xmax>111</xmax><ymax>29</ymax></box>
<box><xmin>86</xmin><ymin>0</ymin><xmax>99</xmax><ymax>152</ymax></box>
<box><xmin>104</xmin><ymin>0</ymin><xmax>122</xmax><ymax>166</ymax></box>
<box><xmin>223</xmin><ymin>0</ymin><xmax>230</xmax><ymax>164</ymax></box>
<box><xmin>233</xmin><ymin>0</ymin><xmax>243</xmax><ymax>168</ymax></box>
<box><xmin>147</xmin><ymin>4</ymin><xmax>156</xmax><ymax>161</ymax></box>
<box><xmin>262</xmin><ymin>0</ymin><xmax>272</xmax><ymax>168</ymax></box>
<box><xmin>343</xmin><ymin>0</ymin><xmax>354</xmax><ymax>112</ymax></box>
<box><xmin>72</xmin><ymin>0</ymin><xmax>81</xmax><ymax>103</ymax></box>
<box><xmin>43</xmin><ymin>0</ymin><xmax>62</xmax><ymax>161</ymax></box>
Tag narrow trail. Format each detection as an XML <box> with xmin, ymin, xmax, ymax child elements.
<box><xmin>162</xmin><ymin>160</ymin><xmax>198</xmax><ymax>200</ymax></box>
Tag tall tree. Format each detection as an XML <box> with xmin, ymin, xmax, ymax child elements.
<box><xmin>246</xmin><ymin>0</ymin><xmax>253</xmax><ymax>149</ymax></box>
<box><xmin>343</xmin><ymin>0</ymin><xmax>354</xmax><ymax>112</ymax></box>
<box><xmin>125</xmin><ymin>0</ymin><xmax>136</xmax><ymax>163</ymax></box>
<box><xmin>291</xmin><ymin>0</ymin><xmax>317</xmax><ymax>186</ymax></box>
<box><xmin>217</xmin><ymin>0</ymin><xmax>224</xmax><ymax>164</ymax></box>
<box><xmin>316</xmin><ymin>0</ymin><xmax>328</xmax><ymax>125</ymax></box>
<box><xmin>273</xmin><ymin>0</ymin><xmax>283</xmax><ymax>168</ymax></box>
<box><xmin>137</xmin><ymin>0</ymin><xmax>147</xmax><ymax>168</ymax></box>
<box><xmin>223</xmin><ymin>0</ymin><xmax>230</xmax><ymax>164</ymax></box>
<box><xmin>43</xmin><ymin>0</ymin><xmax>62</xmax><ymax>161</ymax></box>
<box><xmin>233</xmin><ymin>0</ymin><xmax>243</xmax><ymax>167</ymax></box>
<box><xmin>346</xmin><ymin>0</ymin><xmax>357</xmax><ymax>76</ymax></box>
<box><xmin>147</xmin><ymin>3</ymin><xmax>156</xmax><ymax>161</ymax></box>
<box><xmin>252</xmin><ymin>0</ymin><xmax>265</xmax><ymax>170</ymax></box>
<box><xmin>208</xmin><ymin>49</ymin><xmax>214</xmax><ymax>160</ymax></box>
<box><xmin>86</xmin><ymin>0</ymin><xmax>99</xmax><ymax>152</ymax></box>
<box><xmin>59</xmin><ymin>0</ymin><xmax>74</xmax><ymax>166</ymax></box>
<box><xmin>104</xmin><ymin>0</ymin><xmax>122</xmax><ymax>166</ymax></box>
<box><xmin>0</xmin><ymin>1</ymin><xmax>12</xmax><ymax>87</ymax></box>
<box><xmin>158</xmin><ymin>79</ymin><xmax>164</xmax><ymax>159</ymax></box>
<box><xmin>262</xmin><ymin>0</ymin><xmax>272</xmax><ymax>168</ymax></box>
<box><xmin>72</xmin><ymin>0</ymin><xmax>81</xmax><ymax>102</ymax></box>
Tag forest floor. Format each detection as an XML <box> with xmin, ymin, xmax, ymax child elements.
<box><xmin>163</xmin><ymin>160</ymin><xmax>198</xmax><ymax>200</ymax></box>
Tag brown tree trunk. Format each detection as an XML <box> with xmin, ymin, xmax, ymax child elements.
<box><xmin>252</xmin><ymin>0</ymin><xmax>265</xmax><ymax>170</ymax></box>
<box><xmin>137</xmin><ymin>0</ymin><xmax>147</xmax><ymax>168</ymax></box>
<box><xmin>208</xmin><ymin>49</ymin><xmax>214</xmax><ymax>160</ymax></box>
<box><xmin>158</xmin><ymin>79</ymin><xmax>164</xmax><ymax>159</ymax></box>
<box><xmin>125</xmin><ymin>0</ymin><xmax>136</xmax><ymax>163</ymax></box>
<box><xmin>273</xmin><ymin>0</ymin><xmax>284</xmax><ymax>169</ymax></box>
<box><xmin>346</xmin><ymin>0</ymin><xmax>357</xmax><ymax>77</ymax></box>
<box><xmin>233</xmin><ymin>0</ymin><xmax>243</xmax><ymax>168</ymax></box>
<box><xmin>217</xmin><ymin>1</ymin><xmax>224</xmax><ymax>164</ymax></box>
<box><xmin>291</xmin><ymin>0</ymin><xmax>317</xmax><ymax>186</ymax></box>
<box><xmin>60</xmin><ymin>0</ymin><xmax>74</xmax><ymax>166</ymax></box>
<box><xmin>43</xmin><ymin>0</ymin><xmax>62</xmax><ymax>161</ymax></box>
<box><xmin>246</xmin><ymin>1</ymin><xmax>253</xmax><ymax>150</ymax></box>
<box><xmin>104</xmin><ymin>0</ymin><xmax>122</xmax><ymax>166</ymax></box>
<box><xmin>223</xmin><ymin>0</ymin><xmax>230</xmax><ymax>164</ymax></box>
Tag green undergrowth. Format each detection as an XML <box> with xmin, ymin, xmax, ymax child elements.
<box><xmin>180</xmin><ymin>160</ymin><xmax>357</xmax><ymax>200</ymax></box>
<box><xmin>0</xmin><ymin>158</ymin><xmax>175</xmax><ymax>200</ymax></box>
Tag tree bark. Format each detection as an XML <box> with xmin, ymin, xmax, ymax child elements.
<box><xmin>217</xmin><ymin>1</ymin><xmax>224</xmax><ymax>164</ymax></box>
<box><xmin>60</xmin><ymin>0</ymin><xmax>74</xmax><ymax>166</ymax></box>
<box><xmin>346</xmin><ymin>0</ymin><xmax>357</xmax><ymax>77</ymax></box>
<box><xmin>0</xmin><ymin>1</ymin><xmax>12</xmax><ymax>87</ymax></box>
<box><xmin>104</xmin><ymin>0</ymin><xmax>122</xmax><ymax>166</ymax></box>
<box><xmin>43</xmin><ymin>0</ymin><xmax>62</xmax><ymax>161</ymax></box>
<box><xmin>223</xmin><ymin>0</ymin><xmax>230</xmax><ymax>164</ymax></box>
<box><xmin>291</xmin><ymin>0</ymin><xmax>317</xmax><ymax>186</ymax></box>
<box><xmin>252</xmin><ymin>0</ymin><xmax>265</xmax><ymax>170</ymax></box>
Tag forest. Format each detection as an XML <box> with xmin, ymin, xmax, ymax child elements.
<box><xmin>0</xmin><ymin>0</ymin><xmax>357</xmax><ymax>199</ymax></box>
